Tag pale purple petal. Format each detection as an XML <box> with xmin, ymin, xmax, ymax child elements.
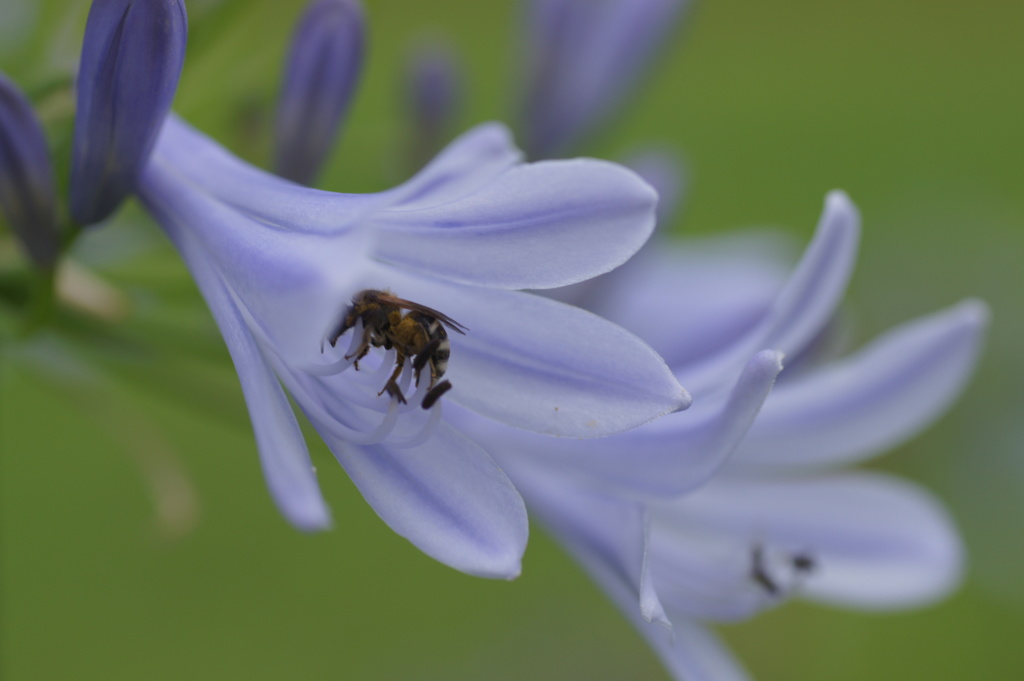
<box><xmin>732</xmin><ymin>299</ymin><xmax>989</xmax><ymax>469</ymax></box>
<box><xmin>160</xmin><ymin>227</ymin><xmax>331</xmax><ymax>531</ymax></box>
<box><xmin>151</xmin><ymin>115</ymin><xmax>382</xmax><ymax>229</ymax></box>
<box><xmin>321</xmin><ymin>420</ymin><xmax>528</xmax><ymax>579</ymax></box>
<box><xmin>156</xmin><ymin>117</ymin><xmax>523</xmax><ymax>230</ymax></box>
<box><xmin>593</xmin><ymin>232</ymin><xmax>793</xmax><ymax>370</ymax></box>
<box><xmin>380</xmin><ymin>122</ymin><xmax>522</xmax><ymax>211</ymax></box>
<box><xmin>648</xmin><ymin>621</ymin><xmax>755</xmax><ymax>681</ymax></box>
<box><xmin>741</xmin><ymin>192</ymin><xmax>859</xmax><ymax>359</ymax></box>
<box><xmin>657</xmin><ymin>472</ymin><xmax>963</xmax><ymax>614</ymax></box>
<box><xmin>646</xmin><ymin>515</ymin><xmax>772</xmax><ymax>622</ymax></box>
<box><xmin>360</xmin><ymin>266</ymin><xmax>690</xmax><ymax>436</ymax></box>
<box><xmin>503</xmin><ymin>457</ymin><xmax>668</xmax><ymax>626</ymax></box>
<box><xmin>371</xmin><ymin>158</ymin><xmax>658</xmax><ymax>289</ymax></box>
<box><xmin>516</xmin><ymin>462</ymin><xmax>755</xmax><ymax>681</ymax></box>
<box><xmin>155</xmin><ymin>117</ymin><xmax>656</xmax><ymax>291</ymax></box>
<box><xmin>531</xmin><ymin>482</ymin><xmax>758</xmax><ymax>681</ymax></box>
<box><xmin>678</xmin><ymin>191</ymin><xmax>860</xmax><ymax>395</ymax></box>
<box><xmin>540</xmin><ymin>148</ymin><xmax>689</xmax><ymax>312</ymax></box>
<box><xmin>140</xmin><ymin>149</ymin><xmax>373</xmax><ymax>361</ymax></box>
<box><xmin>496</xmin><ymin>350</ymin><xmax>782</xmax><ymax>497</ymax></box>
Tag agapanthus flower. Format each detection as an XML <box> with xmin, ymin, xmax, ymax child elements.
<box><xmin>451</xmin><ymin>191</ymin><xmax>988</xmax><ymax>678</ymax></box>
<box><xmin>518</xmin><ymin>0</ymin><xmax>692</xmax><ymax>159</ymax></box>
<box><xmin>0</xmin><ymin>72</ymin><xmax>60</xmax><ymax>268</ymax></box>
<box><xmin>70</xmin><ymin>0</ymin><xmax>187</xmax><ymax>225</ymax></box>
<box><xmin>137</xmin><ymin>114</ymin><xmax>689</xmax><ymax>578</ymax></box>
<box><xmin>273</xmin><ymin>0</ymin><xmax>364</xmax><ymax>185</ymax></box>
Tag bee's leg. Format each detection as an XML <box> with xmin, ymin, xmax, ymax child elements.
<box><xmin>352</xmin><ymin>344</ymin><xmax>372</xmax><ymax>371</ymax></box>
<box><xmin>379</xmin><ymin>358</ymin><xmax>408</xmax><ymax>404</ymax></box>
<box><xmin>327</xmin><ymin>306</ymin><xmax>357</xmax><ymax>348</ymax></box>
<box><xmin>421</xmin><ymin>380</ymin><xmax>452</xmax><ymax>410</ymax></box>
<box><xmin>344</xmin><ymin>327</ymin><xmax>373</xmax><ymax>362</ymax></box>
<box><xmin>324</xmin><ymin>322</ymin><xmax>346</xmax><ymax>353</ymax></box>
<box><xmin>326</xmin><ymin>323</ymin><xmax>346</xmax><ymax>349</ymax></box>
<box><xmin>385</xmin><ymin>382</ymin><xmax>407</xmax><ymax>404</ymax></box>
<box><xmin>412</xmin><ymin>339</ymin><xmax>441</xmax><ymax>386</ymax></box>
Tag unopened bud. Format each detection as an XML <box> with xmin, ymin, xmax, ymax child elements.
<box><xmin>70</xmin><ymin>0</ymin><xmax>188</xmax><ymax>225</ymax></box>
<box><xmin>273</xmin><ymin>0</ymin><xmax>365</xmax><ymax>186</ymax></box>
<box><xmin>0</xmin><ymin>72</ymin><xmax>60</xmax><ymax>268</ymax></box>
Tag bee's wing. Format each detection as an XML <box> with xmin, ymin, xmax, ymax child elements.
<box><xmin>376</xmin><ymin>293</ymin><xmax>469</xmax><ymax>334</ymax></box>
<box><xmin>424</xmin><ymin>308</ymin><xmax>469</xmax><ymax>334</ymax></box>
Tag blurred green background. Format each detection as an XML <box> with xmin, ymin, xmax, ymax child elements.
<box><xmin>1</xmin><ymin>0</ymin><xmax>1022</xmax><ymax>679</ymax></box>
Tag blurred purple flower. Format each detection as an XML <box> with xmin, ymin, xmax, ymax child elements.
<box><xmin>452</xmin><ymin>191</ymin><xmax>988</xmax><ymax>678</ymax></box>
<box><xmin>518</xmin><ymin>0</ymin><xmax>691</xmax><ymax>159</ymax></box>
<box><xmin>623</xmin><ymin>149</ymin><xmax>688</xmax><ymax>228</ymax></box>
<box><xmin>137</xmin><ymin>114</ymin><xmax>689</xmax><ymax>578</ymax></box>
<box><xmin>274</xmin><ymin>0</ymin><xmax>364</xmax><ymax>185</ymax></box>
<box><xmin>0</xmin><ymin>72</ymin><xmax>60</xmax><ymax>268</ymax></box>
<box><xmin>406</xmin><ymin>37</ymin><xmax>462</xmax><ymax>170</ymax></box>
<box><xmin>70</xmin><ymin>0</ymin><xmax>187</xmax><ymax>225</ymax></box>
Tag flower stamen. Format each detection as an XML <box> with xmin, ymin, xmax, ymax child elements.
<box><xmin>312</xmin><ymin>393</ymin><xmax>402</xmax><ymax>445</ymax></box>
<box><xmin>749</xmin><ymin>544</ymin><xmax>817</xmax><ymax>599</ymax></box>
<box><xmin>307</xmin><ymin>319</ymin><xmax>365</xmax><ymax>375</ymax></box>
<box><xmin>389</xmin><ymin>400</ymin><xmax>444</xmax><ymax>449</ymax></box>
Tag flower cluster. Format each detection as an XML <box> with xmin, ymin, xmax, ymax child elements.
<box><xmin>453</xmin><ymin>190</ymin><xmax>986</xmax><ymax>677</ymax></box>
<box><xmin>140</xmin><ymin>113</ymin><xmax>687</xmax><ymax>576</ymax></box>
<box><xmin>1</xmin><ymin>0</ymin><xmax>693</xmax><ymax>579</ymax></box>
<box><xmin>398</xmin><ymin>0</ymin><xmax>988</xmax><ymax>675</ymax></box>
<box><xmin>0</xmin><ymin>0</ymin><xmax>990</xmax><ymax>679</ymax></box>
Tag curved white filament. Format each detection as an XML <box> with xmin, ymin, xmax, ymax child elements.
<box><xmin>389</xmin><ymin>401</ymin><xmax>444</xmax><ymax>449</ymax></box>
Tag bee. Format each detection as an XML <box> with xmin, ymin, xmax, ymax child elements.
<box><xmin>326</xmin><ymin>289</ymin><xmax>467</xmax><ymax>408</ymax></box>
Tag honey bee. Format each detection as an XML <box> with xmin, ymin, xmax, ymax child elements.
<box><xmin>326</xmin><ymin>289</ymin><xmax>467</xmax><ymax>408</ymax></box>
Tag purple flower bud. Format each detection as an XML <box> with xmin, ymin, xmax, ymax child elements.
<box><xmin>70</xmin><ymin>0</ymin><xmax>187</xmax><ymax>226</ymax></box>
<box><xmin>519</xmin><ymin>0</ymin><xmax>691</xmax><ymax>159</ymax></box>
<box><xmin>0</xmin><ymin>72</ymin><xmax>60</xmax><ymax>268</ymax></box>
<box><xmin>273</xmin><ymin>0</ymin><xmax>365</xmax><ymax>185</ymax></box>
<box><xmin>406</xmin><ymin>37</ymin><xmax>462</xmax><ymax>169</ymax></box>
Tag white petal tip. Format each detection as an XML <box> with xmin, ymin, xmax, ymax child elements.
<box><xmin>469</xmin><ymin>121</ymin><xmax>517</xmax><ymax>146</ymax></box>
<box><xmin>822</xmin><ymin>190</ymin><xmax>861</xmax><ymax>236</ymax></box>
<box><xmin>289</xmin><ymin>509</ymin><xmax>333</xmax><ymax>533</ymax></box>
<box><xmin>673</xmin><ymin>387</ymin><xmax>694</xmax><ymax>413</ymax></box>
<box><xmin>825</xmin><ymin>188</ymin><xmax>852</xmax><ymax>206</ymax></box>
<box><xmin>751</xmin><ymin>349</ymin><xmax>786</xmax><ymax>377</ymax></box>
<box><xmin>951</xmin><ymin>298</ymin><xmax>991</xmax><ymax>329</ymax></box>
<box><xmin>643</xmin><ymin>609</ymin><xmax>674</xmax><ymax>632</ymax></box>
<box><xmin>466</xmin><ymin>556</ymin><xmax>523</xmax><ymax>581</ymax></box>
